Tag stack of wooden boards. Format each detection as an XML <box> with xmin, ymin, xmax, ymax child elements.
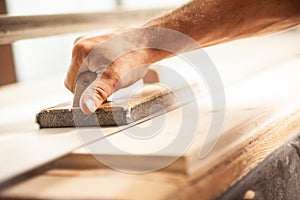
<box><xmin>1</xmin><ymin>55</ymin><xmax>300</xmax><ymax>199</ymax></box>
<box><xmin>1</xmin><ymin>29</ymin><xmax>300</xmax><ymax>199</ymax></box>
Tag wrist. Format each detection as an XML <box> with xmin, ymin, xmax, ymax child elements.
<box><xmin>133</xmin><ymin>27</ymin><xmax>172</xmax><ymax>63</ymax></box>
<box><xmin>138</xmin><ymin>24</ymin><xmax>199</xmax><ymax>60</ymax></box>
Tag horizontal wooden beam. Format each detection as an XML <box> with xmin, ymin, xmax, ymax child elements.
<box><xmin>0</xmin><ymin>8</ymin><xmax>168</xmax><ymax>44</ymax></box>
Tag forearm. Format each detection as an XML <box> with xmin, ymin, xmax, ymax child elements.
<box><xmin>67</xmin><ymin>0</ymin><xmax>300</xmax><ymax>113</ymax></box>
<box><xmin>145</xmin><ymin>0</ymin><xmax>300</xmax><ymax>48</ymax></box>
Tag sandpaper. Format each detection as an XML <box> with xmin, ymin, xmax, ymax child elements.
<box><xmin>36</xmin><ymin>84</ymin><xmax>195</xmax><ymax>128</ymax></box>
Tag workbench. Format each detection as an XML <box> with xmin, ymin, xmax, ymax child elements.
<box><xmin>1</xmin><ymin>30</ymin><xmax>300</xmax><ymax>199</ymax></box>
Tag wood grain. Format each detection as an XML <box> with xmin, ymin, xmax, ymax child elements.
<box><xmin>3</xmin><ymin>57</ymin><xmax>300</xmax><ymax>199</ymax></box>
<box><xmin>2</xmin><ymin>107</ymin><xmax>300</xmax><ymax>200</ymax></box>
<box><xmin>176</xmin><ymin>108</ymin><xmax>300</xmax><ymax>200</ymax></box>
<box><xmin>0</xmin><ymin>169</ymin><xmax>183</xmax><ymax>200</ymax></box>
<box><xmin>217</xmin><ymin>132</ymin><xmax>300</xmax><ymax>200</ymax></box>
<box><xmin>50</xmin><ymin>58</ymin><xmax>300</xmax><ymax>176</ymax></box>
<box><xmin>0</xmin><ymin>8</ymin><xmax>168</xmax><ymax>44</ymax></box>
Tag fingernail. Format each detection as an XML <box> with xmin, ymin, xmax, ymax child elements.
<box><xmin>85</xmin><ymin>98</ymin><xmax>96</xmax><ymax>113</ymax></box>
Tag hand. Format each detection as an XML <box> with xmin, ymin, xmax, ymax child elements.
<box><xmin>64</xmin><ymin>28</ymin><xmax>167</xmax><ymax>114</ymax></box>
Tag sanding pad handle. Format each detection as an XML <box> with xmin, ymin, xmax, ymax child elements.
<box><xmin>73</xmin><ymin>71</ymin><xmax>97</xmax><ymax>107</ymax></box>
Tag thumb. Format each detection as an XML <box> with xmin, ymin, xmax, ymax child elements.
<box><xmin>80</xmin><ymin>72</ymin><xmax>119</xmax><ymax>114</ymax></box>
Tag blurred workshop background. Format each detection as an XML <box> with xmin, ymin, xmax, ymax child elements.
<box><xmin>1</xmin><ymin>0</ymin><xmax>300</xmax><ymax>86</ymax></box>
<box><xmin>2</xmin><ymin>0</ymin><xmax>187</xmax><ymax>84</ymax></box>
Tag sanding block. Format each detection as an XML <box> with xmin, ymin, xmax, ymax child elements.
<box><xmin>36</xmin><ymin>70</ymin><xmax>197</xmax><ymax>128</ymax></box>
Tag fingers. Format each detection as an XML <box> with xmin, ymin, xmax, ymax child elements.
<box><xmin>78</xmin><ymin>54</ymin><xmax>151</xmax><ymax>114</ymax></box>
<box><xmin>64</xmin><ymin>59</ymin><xmax>80</xmax><ymax>93</ymax></box>
<box><xmin>65</xmin><ymin>37</ymin><xmax>98</xmax><ymax>93</ymax></box>
<box><xmin>79</xmin><ymin>70</ymin><xmax>120</xmax><ymax>114</ymax></box>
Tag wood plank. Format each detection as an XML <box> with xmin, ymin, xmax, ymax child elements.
<box><xmin>176</xmin><ymin>106</ymin><xmax>300</xmax><ymax>200</ymax></box>
<box><xmin>0</xmin><ymin>66</ymin><xmax>300</xmax><ymax>199</ymax></box>
<box><xmin>216</xmin><ymin>133</ymin><xmax>300</xmax><ymax>200</ymax></box>
<box><xmin>0</xmin><ymin>169</ymin><xmax>183</xmax><ymax>200</ymax></box>
<box><xmin>2</xmin><ymin>108</ymin><xmax>300</xmax><ymax>200</ymax></box>
<box><xmin>52</xmin><ymin>58</ymin><xmax>300</xmax><ymax>176</ymax></box>
<box><xmin>3</xmin><ymin>57</ymin><xmax>300</xmax><ymax>199</ymax></box>
<box><xmin>0</xmin><ymin>8</ymin><xmax>168</xmax><ymax>44</ymax></box>
<box><xmin>0</xmin><ymin>77</ymin><xmax>199</xmax><ymax>185</ymax></box>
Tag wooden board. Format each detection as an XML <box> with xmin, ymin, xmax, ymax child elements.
<box><xmin>2</xmin><ymin>108</ymin><xmax>300</xmax><ymax>200</ymax></box>
<box><xmin>0</xmin><ymin>79</ymin><xmax>199</xmax><ymax>185</ymax></box>
<box><xmin>36</xmin><ymin>84</ymin><xmax>196</xmax><ymax>128</ymax></box>
<box><xmin>0</xmin><ymin>169</ymin><xmax>183</xmax><ymax>200</ymax></box>
<box><xmin>0</xmin><ymin>8</ymin><xmax>168</xmax><ymax>44</ymax></box>
<box><xmin>216</xmin><ymin>134</ymin><xmax>300</xmax><ymax>200</ymax></box>
<box><xmin>51</xmin><ymin>57</ymin><xmax>300</xmax><ymax>176</ymax></box>
<box><xmin>3</xmin><ymin>57</ymin><xmax>300</xmax><ymax>199</ymax></box>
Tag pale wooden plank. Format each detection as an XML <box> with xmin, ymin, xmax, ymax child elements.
<box><xmin>177</xmin><ymin>108</ymin><xmax>300</xmax><ymax>200</ymax></box>
<box><xmin>0</xmin><ymin>77</ymin><xmax>199</xmax><ymax>185</ymax></box>
<box><xmin>0</xmin><ymin>8</ymin><xmax>168</xmax><ymax>44</ymax></box>
<box><xmin>2</xmin><ymin>56</ymin><xmax>297</xmax><ymax>199</ymax></box>
<box><xmin>0</xmin><ymin>169</ymin><xmax>182</xmax><ymax>200</ymax></box>
<box><xmin>1</xmin><ymin>56</ymin><xmax>300</xmax><ymax>188</ymax></box>
<box><xmin>53</xmin><ymin>57</ymin><xmax>300</xmax><ymax>176</ymax></box>
<box><xmin>13</xmin><ymin>56</ymin><xmax>299</xmax><ymax>200</ymax></box>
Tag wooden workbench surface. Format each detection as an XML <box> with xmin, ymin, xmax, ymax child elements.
<box><xmin>1</xmin><ymin>32</ymin><xmax>300</xmax><ymax>199</ymax></box>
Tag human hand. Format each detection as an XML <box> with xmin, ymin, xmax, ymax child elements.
<box><xmin>64</xmin><ymin>28</ymin><xmax>168</xmax><ymax>114</ymax></box>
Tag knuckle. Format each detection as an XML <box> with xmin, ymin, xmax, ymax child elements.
<box><xmin>102</xmin><ymin>70</ymin><xmax>121</xmax><ymax>89</ymax></box>
<box><xmin>72</xmin><ymin>42</ymin><xmax>91</xmax><ymax>57</ymax></box>
<box><xmin>94</xmin><ymin>86</ymin><xmax>108</xmax><ymax>102</ymax></box>
<box><xmin>73</xmin><ymin>42</ymin><xmax>84</xmax><ymax>53</ymax></box>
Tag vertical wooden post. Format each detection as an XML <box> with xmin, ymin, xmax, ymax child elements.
<box><xmin>0</xmin><ymin>0</ymin><xmax>17</xmax><ymax>85</ymax></box>
<box><xmin>115</xmin><ymin>0</ymin><xmax>122</xmax><ymax>10</ymax></box>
